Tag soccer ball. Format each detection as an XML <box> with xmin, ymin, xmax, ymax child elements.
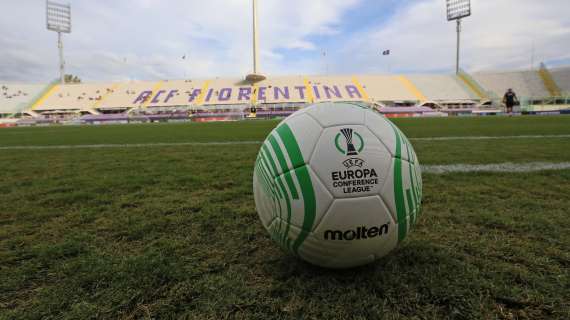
<box><xmin>253</xmin><ymin>102</ymin><xmax>422</xmax><ymax>268</ymax></box>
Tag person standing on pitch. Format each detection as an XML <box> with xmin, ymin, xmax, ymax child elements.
<box><xmin>502</xmin><ymin>88</ymin><xmax>519</xmax><ymax>115</ymax></box>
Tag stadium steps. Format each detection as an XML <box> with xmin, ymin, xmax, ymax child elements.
<box><xmin>457</xmin><ymin>69</ymin><xmax>489</xmax><ymax>100</ymax></box>
<box><xmin>538</xmin><ymin>63</ymin><xmax>562</xmax><ymax>97</ymax></box>
<box><xmin>397</xmin><ymin>76</ymin><xmax>427</xmax><ymax>102</ymax></box>
<box><xmin>550</xmin><ymin>66</ymin><xmax>570</xmax><ymax>95</ymax></box>
<box><xmin>451</xmin><ymin>76</ymin><xmax>480</xmax><ymax>100</ymax></box>
<box><xmin>30</xmin><ymin>81</ymin><xmax>60</xmax><ymax>111</ymax></box>
<box><xmin>408</xmin><ymin>75</ymin><xmax>475</xmax><ymax>101</ymax></box>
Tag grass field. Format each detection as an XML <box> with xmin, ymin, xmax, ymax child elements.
<box><xmin>1</xmin><ymin>116</ymin><xmax>569</xmax><ymax>319</ymax></box>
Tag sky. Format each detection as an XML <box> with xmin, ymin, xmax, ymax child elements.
<box><xmin>0</xmin><ymin>0</ymin><xmax>569</xmax><ymax>82</ymax></box>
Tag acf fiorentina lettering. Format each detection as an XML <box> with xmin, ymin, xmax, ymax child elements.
<box><xmin>132</xmin><ymin>84</ymin><xmax>363</xmax><ymax>105</ymax></box>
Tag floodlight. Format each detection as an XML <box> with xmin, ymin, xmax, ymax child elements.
<box><xmin>46</xmin><ymin>0</ymin><xmax>71</xmax><ymax>84</ymax></box>
<box><xmin>47</xmin><ymin>1</ymin><xmax>71</xmax><ymax>33</ymax></box>
<box><xmin>446</xmin><ymin>0</ymin><xmax>471</xmax><ymax>74</ymax></box>
<box><xmin>446</xmin><ymin>0</ymin><xmax>471</xmax><ymax>21</ymax></box>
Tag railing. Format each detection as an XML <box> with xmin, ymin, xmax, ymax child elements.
<box><xmin>520</xmin><ymin>95</ymin><xmax>570</xmax><ymax>113</ymax></box>
<box><xmin>474</xmin><ymin>95</ymin><xmax>570</xmax><ymax>113</ymax></box>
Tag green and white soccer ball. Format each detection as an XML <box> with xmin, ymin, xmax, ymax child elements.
<box><xmin>253</xmin><ymin>102</ymin><xmax>422</xmax><ymax>269</ymax></box>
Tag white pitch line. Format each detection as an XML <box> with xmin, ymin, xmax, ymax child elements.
<box><xmin>0</xmin><ymin>134</ymin><xmax>569</xmax><ymax>150</ymax></box>
<box><xmin>410</xmin><ymin>134</ymin><xmax>570</xmax><ymax>141</ymax></box>
<box><xmin>422</xmin><ymin>162</ymin><xmax>570</xmax><ymax>174</ymax></box>
<box><xmin>0</xmin><ymin>141</ymin><xmax>263</xmax><ymax>150</ymax></box>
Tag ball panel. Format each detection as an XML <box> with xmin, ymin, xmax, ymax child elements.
<box><xmin>310</xmin><ymin>125</ymin><xmax>391</xmax><ymax>199</ymax></box>
<box><xmin>305</xmin><ymin>102</ymin><xmax>366</xmax><ymax>128</ymax></box>
<box><xmin>253</xmin><ymin>155</ymin><xmax>282</xmax><ymax>229</ymax></box>
<box><xmin>311</xmin><ymin>196</ymin><xmax>397</xmax><ymax>268</ymax></box>
<box><xmin>364</xmin><ymin>109</ymin><xmax>397</xmax><ymax>158</ymax></box>
<box><xmin>261</xmin><ymin>113</ymin><xmax>322</xmax><ymax>177</ymax></box>
<box><xmin>279</xmin><ymin>113</ymin><xmax>323</xmax><ymax>168</ymax></box>
<box><xmin>255</xmin><ymin>162</ymin><xmax>330</xmax><ymax>255</ymax></box>
<box><xmin>272</xmin><ymin>222</ymin><xmax>374</xmax><ymax>268</ymax></box>
<box><xmin>283</xmin><ymin>223</ymin><xmax>352</xmax><ymax>266</ymax></box>
<box><xmin>380</xmin><ymin>157</ymin><xmax>422</xmax><ymax>243</ymax></box>
<box><xmin>276</xmin><ymin>165</ymin><xmax>333</xmax><ymax>232</ymax></box>
<box><xmin>270</xmin><ymin>222</ymin><xmax>374</xmax><ymax>268</ymax></box>
<box><xmin>409</xmin><ymin>144</ymin><xmax>423</xmax><ymax>200</ymax></box>
<box><xmin>266</xmin><ymin>217</ymin><xmax>295</xmax><ymax>253</ymax></box>
<box><xmin>410</xmin><ymin>152</ymin><xmax>423</xmax><ymax>220</ymax></box>
<box><xmin>365</xmin><ymin>110</ymin><xmax>415</xmax><ymax>161</ymax></box>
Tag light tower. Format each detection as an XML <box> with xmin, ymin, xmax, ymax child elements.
<box><xmin>446</xmin><ymin>0</ymin><xmax>471</xmax><ymax>74</ymax></box>
<box><xmin>46</xmin><ymin>0</ymin><xmax>71</xmax><ymax>85</ymax></box>
<box><xmin>246</xmin><ymin>0</ymin><xmax>266</xmax><ymax>82</ymax></box>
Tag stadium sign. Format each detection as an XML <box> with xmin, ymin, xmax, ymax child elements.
<box><xmin>132</xmin><ymin>83</ymin><xmax>365</xmax><ymax>105</ymax></box>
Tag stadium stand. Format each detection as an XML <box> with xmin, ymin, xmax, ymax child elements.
<box><xmin>103</xmin><ymin>80</ymin><xmax>159</xmax><ymax>110</ymax></box>
<box><xmin>357</xmin><ymin>75</ymin><xmax>417</xmax><ymax>103</ymax></box>
<box><xmin>407</xmin><ymin>75</ymin><xmax>477</xmax><ymax>101</ymax></box>
<box><xmin>472</xmin><ymin>70</ymin><xmax>550</xmax><ymax>99</ymax></box>
<box><xmin>29</xmin><ymin>75</ymin><xmax>418</xmax><ymax>112</ymax></box>
<box><xmin>0</xmin><ymin>83</ymin><xmax>46</xmax><ymax>117</ymax></box>
<box><xmin>1</xmin><ymin>66</ymin><xmax>568</xmax><ymax>125</ymax></box>
<box><xmin>35</xmin><ymin>82</ymin><xmax>120</xmax><ymax>114</ymax></box>
<box><xmin>550</xmin><ymin>66</ymin><xmax>570</xmax><ymax>95</ymax></box>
